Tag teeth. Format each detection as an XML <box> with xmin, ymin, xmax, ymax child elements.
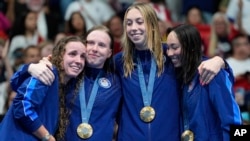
<box><xmin>71</xmin><ymin>66</ymin><xmax>80</xmax><ymax>70</ymax></box>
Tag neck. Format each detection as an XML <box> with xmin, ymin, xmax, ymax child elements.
<box><xmin>114</xmin><ymin>36</ymin><xmax>121</xmax><ymax>42</ymax></box>
<box><xmin>233</xmin><ymin>54</ymin><xmax>247</xmax><ymax>60</ymax></box>
<box><xmin>135</xmin><ymin>44</ymin><xmax>148</xmax><ymax>51</ymax></box>
<box><xmin>25</xmin><ymin>30</ymin><xmax>35</xmax><ymax>37</ymax></box>
<box><xmin>75</xmin><ymin>31</ymin><xmax>84</xmax><ymax>36</ymax></box>
<box><xmin>63</xmin><ymin>77</ymin><xmax>69</xmax><ymax>84</ymax></box>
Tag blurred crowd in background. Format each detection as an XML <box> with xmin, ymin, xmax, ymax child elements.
<box><xmin>0</xmin><ymin>0</ymin><xmax>249</xmax><ymax>124</ymax></box>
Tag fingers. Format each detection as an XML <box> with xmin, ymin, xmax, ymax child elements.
<box><xmin>46</xmin><ymin>69</ymin><xmax>55</xmax><ymax>85</ymax></box>
<box><xmin>38</xmin><ymin>67</ymin><xmax>54</xmax><ymax>85</ymax></box>
<box><xmin>199</xmin><ymin>69</ymin><xmax>216</xmax><ymax>85</ymax></box>
<box><xmin>38</xmin><ymin>73</ymin><xmax>52</xmax><ymax>86</ymax></box>
<box><xmin>28</xmin><ymin>63</ymin><xmax>55</xmax><ymax>85</ymax></box>
<box><xmin>40</xmin><ymin>57</ymin><xmax>53</xmax><ymax>70</ymax></box>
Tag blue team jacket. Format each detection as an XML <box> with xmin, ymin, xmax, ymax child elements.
<box><xmin>64</xmin><ymin>67</ymin><xmax>122</xmax><ymax>141</ymax></box>
<box><xmin>115</xmin><ymin>50</ymin><xmax>181</xmax><ymax>141</ymax></box>
<box><xmin>0</xmin><ymin>65</ymin><xmax>59</xmax><ymax>140</ymax></box>
<box><xmin>181</xmin><ymin>69</ymin><xmax>242</xmax><ymax>141</ymax></box>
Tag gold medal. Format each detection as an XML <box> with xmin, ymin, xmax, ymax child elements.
<box><xmin>140</xmin><ymin>106</ymin><xmax>155</xmax><ymax>122</ymax></box>
<box><xmin>181</xmin><ymin>130</ymin><xmax>194</xmax><ymax>141</ymax></box>
<box><xmin>77</xmin><ymin>123</ymin><xmax>93</xmax><ymax>139</ymax></box>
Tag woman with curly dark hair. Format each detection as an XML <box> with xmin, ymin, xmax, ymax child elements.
<box><xmin>0</xmin><ymin>36</ymin><xmax>86</xmax><ymax>141</ymax></box>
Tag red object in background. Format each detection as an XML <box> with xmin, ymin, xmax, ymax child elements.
<box><xmin>194</xmin><ymin>24</ymin><xmax>211</xmax><ymax>55</ymax></box>
<box><xmin>113</xmin><ymin>40</ymin><xmax>122</xmax><ymax>55</ymax></box>
<box><xmin>234</xmin><ymin>76</ymin><xmax>250</xmax><ymax>92</ymax></box>
<box><xmin>0</xmin><ymin>30</ymin><xmax>8</xmax><ymax>40</ymax></box>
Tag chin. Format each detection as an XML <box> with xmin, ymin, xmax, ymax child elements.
<box><xmin>70</xmin><ymin>72</ymin><xmax>81</xmax><ymax>78</ymax></box>
<box><xmin>173</xmin><ymin>64</ymin><xmax>181</xmax><ymax>68</ymax></box>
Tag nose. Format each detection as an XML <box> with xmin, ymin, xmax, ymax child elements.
<box><xmin>131</xmin><ymin>23</ymin><xmax>138</xmax><ymax>31</ymax></box>
<box><xmin>91</xmin><ymin>43</ymin><xmax>98</xmax><ymax>51</ymax></box>
<box><xmin>75</xmin><ymin>55</ymin><xmax>84</xmax><ymax>64</ymax></box>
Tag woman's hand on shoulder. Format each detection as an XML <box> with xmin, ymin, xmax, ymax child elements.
<box><xmin>198</xmin><ymin>56</ymin><xmax>225</xmax><ymax>85</ymax></box>
<box><xmin>28</xmin><ymin>55</ymin><xmax>55</xmax><ymax>85</ymax></box>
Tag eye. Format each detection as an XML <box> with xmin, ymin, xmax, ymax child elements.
<box><xmin>172</xmin><ymin>44</ymin><xmax>180</xmax><ymax>50</ymax></box>
<box><xmin>98</xmin><ymin>42</ymin><xmax>106</xmax><ymax>48</ymax></box>
<box><xmin>167</xmin><ymin>44</ymin><xmax>181</xmax><ymax>50</ymax></box>
<box><xmin>68</xmin><ymin>51</ymin><xmax>77</xmax><ymax>56</ymax></box>
<box><xmin>126</xmin><ymin>20</ymin><xmax>132</xmax><ymax>26</ymax></box>
<box><xmin>136</xmin><ymin>18</ymin><xmax>144</xmax><ymax>25</ymax></box>
<box><xmin>87</xmin><ymin>40</ymin><xmax>95</xmax><ymax>45</ymax></box>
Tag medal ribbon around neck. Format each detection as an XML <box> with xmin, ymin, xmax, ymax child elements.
<box><xmin>137</xmin><ymin>57</ymin><xmax>157</xmax><ymax>122</ymax></box>
<box><xmin>181</xmin><ymin>85</ymin><xmax>194</xmax><ymax>141</ymax></box>
<box><xmin>79</xmin><ymin>71</ymin><xmax>103</xmax><ymax>123</ymax></box>
<box><xmin>77</xmin><ymin>71</ymin><xmax>103</xmax><ymax>139</ymax></box>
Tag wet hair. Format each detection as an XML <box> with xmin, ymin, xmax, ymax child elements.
<box><xmin>84</xmin><ymin>25</ymin><xmax>115</xmax><ymax>73</ymax></box>
<box><xmin>122</xmin><ymin>2</ymin><xmax>164</xmax><ymax>77</ymax></box>
<box><xmin>168</xmin><ymin>24</ymin><xmax>202</xmax><ymax>84</ymax></box>
<box><xmin>52</xmin><ymin>36</ymin><xmax>85</xmax><ymax>140</ymax></box>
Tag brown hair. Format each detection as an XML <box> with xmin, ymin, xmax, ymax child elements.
<box><xmin>52</xmin><ymin>36</ymin><xmax>85</xmax><ymax>140</ymax></box>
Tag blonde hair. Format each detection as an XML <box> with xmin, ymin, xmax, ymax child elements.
<box><xmin>208</xmin><ymin>12</ymin><xmax>230</xmax><ymax>57</ymax></box>
<box><xmin>122</xmin><ymin>2</ymin><xmax>164</xmax><ymax>77</ymax></box>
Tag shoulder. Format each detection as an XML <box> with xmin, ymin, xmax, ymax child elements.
<box><xmin>11</xmin><ymin>35</ymin><xmax>25</xmax><ymax>42</ymax></box>
<box><xmin>210</xmin><ymin>69</ymin><xmax>233</xmax><ymax>87</ymax></box>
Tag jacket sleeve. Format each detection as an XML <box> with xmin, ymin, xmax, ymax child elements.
<box><xmin>208</xmin><ymin>70</ymin><xmax>242</xmax><ymax>141</ymax></box>
<box><xmin>12</xmin><ymin>76</ymin><xmax>49</xmax><ymax>133</ymax></box>
<box><xmin>10</xmin><ymin>64</ymin><xmax>31</xmax><ymax>92</ymax></box>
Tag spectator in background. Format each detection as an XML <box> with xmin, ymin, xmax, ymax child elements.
<box><xmin>158</xmin><ymin>18</ymin><xmax>172</xmax><ymax>42</ymax></box>
<box><xmin>5</xmin><ymin>0</ymin><xmax>27</xmax><ymax>26</ymax></box>
<box><xmin>226</xmin><ymin>34</ymin><xmax>250</xmax><ymax>92</ymax></box>
<box><xmin>23</xmin><ymin>45</ymin><xmax>41</xmax><ymax>64</ymax></box>
<box><xmin>182</xmin><ymin>0</ymin><xmax>220</xmax><ymax>24</ymax></box>
<box><xmin>106</xmin><ymin>15</ymin><xmax>123</xmax><ymax>55</ymax></box>
<box><xmin>38</xmin><ymin>40</ymin><xmax>54</xmax><ymax>58</ymax></box>
<box><xmin>226</xmin><ymin>0</ymin><xmax>250</xmax><ymax>36</ymax></box>
<box><xmin>208</xmin><ymin>12</ymin><xmax>238</xmax><ymax>58</ymax></box>
<box><xmin>54</xmin><ymin>32</ymin><xmax>67</xmax><ymax>46</ymax></box>
<box><xmin>25</xmin><ymin>0</ymin><xmax>61</xmax><ymax>40</ymax></box>
<box><xmin>0</xmin><ymin>39</ymin><xmax>13</xmax><ymax>122</ymax></box>
<box><xmin>6</xmin><ymin>0</ymin><xmax>62</xmax><ymax>40</ymax></box>
<box><xmin>226</xmin><ymin>34</ymin><xmax>250</xmax><ymax>121</ymax></box>
<box><xmin>64</xmin><ymin>0</ymin><xmax>115</xmax><ymax>30</ymax></box>
<box><xmin>65</xmin><ymin>11</ymin><xmax>87</xmax><ymax>37</ymax></box>
<box><xmin>185</xmin><ymin>6</ymin><xmax>210</xmax><ymax>55</ymax></box>
<box><xmin>12</xmin><ymin>47</ymin><xmax>24</xmax><ymax>72</ymax></box>
<box><xmin>7</xmin><ymin>10</ymin><xmax>42</xmax><ymax>66</ymax></box>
